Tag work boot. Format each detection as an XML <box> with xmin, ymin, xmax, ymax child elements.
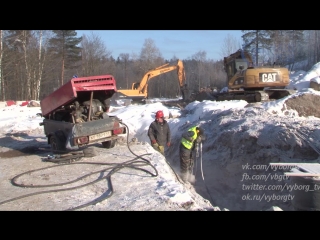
<box><xmin>188</xmin><ymin>174</ymin><xmax>196</xmax><ymax>184</ymax></box>
<box><xmin>180</xmin><ymin>172</ymin><xmax>189</xmax><ymax>183</ymax></box>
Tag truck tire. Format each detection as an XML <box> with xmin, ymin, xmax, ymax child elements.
<box><xmin>50</xmin><ymin>132</ymin><xmax>66</xmax><ymax>153</ymax></box>
<box><xmin>102</xmin><ymin>140</ymin><xmax>116</xmax><ymax>149</ymax></box>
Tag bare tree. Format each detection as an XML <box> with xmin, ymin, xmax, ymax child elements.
<box><xmin>220</xmin><ymin>34</ymin><xmax>242</xmax><ymax>59</ymax></box>
<box><xmin>192</xmin><ymin>51</ymin><xmax>207</xmax><ymax>91</ymax></box>
<box><xmin>0</xmin><ymin>30</ymin><xmax>3</xmax><ymax>100</ymax></box>
<box><xmin>80</xmin><ymin>31</ymin><xmax>112</xmax><ymax>76</ymax></box>
<box><xmin>119</xmin><ymin>53</ymin><xmax>130</xmax><ymax>88</ymax></box>
<box><xmin>34</xmin><ymin>30</ymin><xmax>53</xmax><ymax>100</ymax></box>
<box><xmin>139</xmin><ymin>38</ymin><xmax>164</xmax><ymax>97</ymax></box>
<box><xmin>139</xmin><ymin>38</ymin><xmax>163</xmax><ymax>71</ymax></box>
<box><xmin>0</xmin><ymin>30</ymin><xmax>54</xmax><ymax>101</ymax></box>
<box><xmin>11</xmin><ymin>30</ymin><xmax>33</xmax><ymax>99</ymax></box>
<box><xmin>9</xmin><ymin>31</ymin><xmax>52</xmax><ymax>100</ymax></box>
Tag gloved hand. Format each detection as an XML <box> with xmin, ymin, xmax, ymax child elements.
<box><xmin>196</xmin><ymin>150</ymin><xmax>199</xmax><ymax>158</ymax></box>
<box><xmin>167</xmin><ymin>142</ymin><xmax>171</xmax><ymax>147</ymax></box>
<box><xmin>201</xmin><ymin>134</ymin><xmax>206</xmax><ymax>141</ymax></box>
<box><xmin>197</xmin><ymin>134</ymin><xmax>206</xmax><ymax>142</ymax></box>
<box><xmin>151</xmin><ymin>139</ymin><xmax>157</xmax><ymax>144</ymax></box>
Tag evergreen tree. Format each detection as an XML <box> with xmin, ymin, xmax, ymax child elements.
<box><xmin>48</xmin><ymin>30</ymin><xmax>82</xmax><ymax>86</ymax></box>
<box><xmin>241</xmin><ymin>30</ymin><xmax>272</xmax><ymax>66</ymax></box>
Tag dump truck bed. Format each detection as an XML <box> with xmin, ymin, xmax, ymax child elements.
<box><xmin>40</xmin><ymin>75</ymin><xmax>117</xmax><ymax>117</ymax></box>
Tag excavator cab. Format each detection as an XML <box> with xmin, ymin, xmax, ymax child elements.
<box><xmin>132</xmin><ymin>82</ymin><xmax>140</xmax><ymax>90</ymax></box>
<box><xmin>235</xmin><ymin>60</ymin><xmax>248</xmax><ymax>72</ymax></box>
<box><xmin>224</xmin><ymin>49</ymin><xmax>251</xmax><ymax>84</ymax></box>
<box><xmin>225</xmin><ymin>59</ymin><xmax>248</xmax><ymax>84</ymax></box>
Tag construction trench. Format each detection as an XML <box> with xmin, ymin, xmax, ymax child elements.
<box><xmin>164</xmin><ymin>93</ymin><xmax>320</xmax><ymax>211</ymax></box>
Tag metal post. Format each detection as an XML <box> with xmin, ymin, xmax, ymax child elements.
<box><xmin>87</xmin><ymin>91</ymin><xmax>93</xmax><ymax>122</ymax></box>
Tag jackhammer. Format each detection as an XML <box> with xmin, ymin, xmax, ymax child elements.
<box><xmin>192</xmin><ymin>142</ymin><xmax>204</xmax><ymax>181</ymax></box>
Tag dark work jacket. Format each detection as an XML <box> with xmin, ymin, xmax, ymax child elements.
<box><xmin>148</xmin><ymin>119</ymin><xmax>171</xmax><ymax>146</ymax></box>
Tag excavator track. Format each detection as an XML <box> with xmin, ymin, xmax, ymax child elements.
<box><xmin>264</xmin><ymin>89</ymin><xmax>296</xmax><ymax>101</ymax></box>
<box><xmin>216</xmin><ymin>90</ymin><xmax>269</xmax><ymax>103</ymax></box>
<box><xmin>214</xmin><ymin>89</ymin><xmax>296</xmax><ymax>103</ymax></box>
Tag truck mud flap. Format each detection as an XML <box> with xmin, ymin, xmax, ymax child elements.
<box><xmin>72</xmin><ymin>118</ymin><xmax>117</xmax><ymax>137</ymax></box>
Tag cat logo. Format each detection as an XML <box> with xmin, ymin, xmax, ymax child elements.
<box><xmin>260</xmin><ymin>72</ymin><xmax>278</xmax><ymax>82</ymax></box>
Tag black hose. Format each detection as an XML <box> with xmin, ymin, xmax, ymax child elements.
<box><xmin>0</xmin><ymin>122</ymin><xmax>159</xmax><ymax>211</ymax></box>
<box><xmin>164</xmin><ymin>156</ymin><xmax>184</xmax><ymax>184</ymax></box>
<box><xmin>123</xmin><ymin>122</ymin><xmax>183</xmax><ymax>184</ymax></box>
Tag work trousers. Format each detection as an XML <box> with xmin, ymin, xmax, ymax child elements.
<box><xmin>179</xmin><ymin>144</ymin><xmax>194</xmax><ymax>182</ymax></box>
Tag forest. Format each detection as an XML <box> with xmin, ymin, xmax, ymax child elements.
<box><xmin>0</xmin><ymin>30</ymin><xmax>318</xmax><ymax>101</ymax></box>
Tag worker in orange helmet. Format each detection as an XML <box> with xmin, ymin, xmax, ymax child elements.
<box><xmin>148</xmin><ymin>110</ymin><xmax>171</xmax><ymax>156</ymax></box>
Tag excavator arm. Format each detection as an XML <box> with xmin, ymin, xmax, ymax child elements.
<box><xmin>135</xmin><ymin>59</ymin><xmax>186</xmax><ymax>97</ymax></box>
<box><xmin>114</xmin><ymin>59</ymin><xmax>186</xmax><ymax>104</ymax></box>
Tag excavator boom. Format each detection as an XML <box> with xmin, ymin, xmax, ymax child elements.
<box><xmin>177</xmin><ymin>59</ymin><xmax>186</xmax><ymax>88</ymax></box>
<box><xmin>114</xmin><ymin>59</ymin><xmax>186</xmax><ymax>104</ymax></box>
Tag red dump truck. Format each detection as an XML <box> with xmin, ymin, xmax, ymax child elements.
<box><xmin>39</xmin><ymin>75</ymin><xmax>126</xmax><ymax>152</ymax></box>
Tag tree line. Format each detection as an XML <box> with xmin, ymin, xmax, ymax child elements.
<box><xmin>0</xmin><ymin>30</ymin><xmax>319</xmax><ymax>102</ymax></box>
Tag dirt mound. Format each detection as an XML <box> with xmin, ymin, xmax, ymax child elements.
<box><xmin>194</xmin><ymin>91</ymin><xmax>215</xmax><ymax>102</ymax></box>
<box><xmin>161</xmin><ymin>100</ymin><xmax>189</xmax><ymax>110</ymax></box>
<box><xmin>284</xmin><ymin>93</ymin><xmax>320</xmax><ymax>118</ymax></box>
<box><xmin>28</xmin><ymin>100</ymin><xmax>40</xmax><ymax>107</ymax></box>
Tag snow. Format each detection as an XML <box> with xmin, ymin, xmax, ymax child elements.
<box><xmin>2</xmin><ymin>62</ymin><xmax>320</xmax><ymax>210</ymax></box>
<box><xmin>0</xmin><ymin>105</ymin><xmax>43</xmax><ymax>134</ymax></box>
<box><xmin>287</xmin><ymin>63</ymin><xmax>320</xmax><ymax>88</ymax></box>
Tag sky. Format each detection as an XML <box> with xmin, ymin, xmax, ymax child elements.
<box><xmin>1</xmin><ymin>63</ymin><xmax>320</xmax><ymax>210</ymax></box>
<box><xmin>76</xmin><ymin>30</ymin><xmax>243</xmax><ymax>61</ymax></box>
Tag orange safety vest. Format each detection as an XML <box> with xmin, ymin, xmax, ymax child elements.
<box><xmin>181</xmin><ymin>126</ymin><xmax>198</xmax><ymax>150</ymax></box>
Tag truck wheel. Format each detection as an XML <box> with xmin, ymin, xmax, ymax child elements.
<box><xmin>50</xmin><ymin>133</ymin><xmax>66</xmax><ymax>153</ymax></box>
<box><xmin>102</xmin><ymin>140</ymin><xmax>116</xmax><ymax>149</ymax></box>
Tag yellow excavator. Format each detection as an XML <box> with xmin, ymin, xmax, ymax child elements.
<box><xmin>113</xmin><ymin>59</ymin><xmax>186</xmax><ymax>104</ymax></box>
<box><xmin>216</xmin><ymin>49</ymin><xmax>296</xmax><ymax>102</ymax></box>
<box><xmin>193</xmin><ymin>49</ymin><xmax>296</xmax><ymax>103</ymax></box>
